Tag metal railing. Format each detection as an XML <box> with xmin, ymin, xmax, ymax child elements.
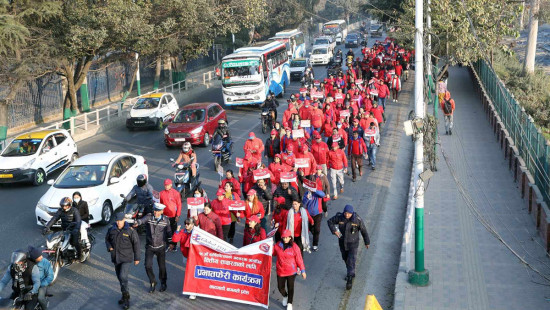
<box><xmin>473</xmin><ymin>60</ymin><xmax>550</xmax><ymax>206</ymax></box>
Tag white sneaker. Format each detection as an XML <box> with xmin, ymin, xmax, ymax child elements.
<box><xmin>287</xmin><ymin>303</ymin><xmax>293</xmax><ymax>310</ymax></box>
<box><xmin>189</xmin><ymin>295</ymin><xmax>196</xmax><ymax>300</ymax></box>
<box><xmin>313</xmin><ymin>246</ymin><xmax>319</xmax><ymax>251</ymax></box>
<box><xmin>282</xmin><ymin>296</ymin><xmax>288</xmax><ymax>306</ymax></box>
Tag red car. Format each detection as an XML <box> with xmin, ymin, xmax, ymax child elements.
<box><xmin>164</xmin><ymin>102</ymin><xmax>227</xmax><ymax>147</ymax></box>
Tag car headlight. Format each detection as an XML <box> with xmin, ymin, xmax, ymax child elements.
<box><xmin>22</xmin><ymin>159</ymin><xmax>36</xmax><ymax>170</ymax></box>
<box><xmin>164</xmin><ymin>128</ymin><xmax>169</xmax><ymax>135</ymax></box>
<box><xmin>88</xmin><ymin>197</ymin><xmax>99</xmax><ymax>206</ymax></box>
<box><xmin>223</xmin><ymin>90</ymin><xmax>234</xmax><ymax>96</ymax></box>
<box><xmin>190</xmin><ymin>126</ymin><xmax>203</xmax><ymax>134</ymax></box>
<box><xmin>250</xmin><ymin>88</ymin><xmax>263</xmax><ymax>94</ymax></box>
<box><xmin>37</xmin><ymin>201</ymin><xmax>48</xmax><ymax>211</ymax></box>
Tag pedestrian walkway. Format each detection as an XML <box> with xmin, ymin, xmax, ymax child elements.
<box><xmin>393</xmin><ymin>66</ymin><xmax>550</xmax><ymax>310</ymax></box>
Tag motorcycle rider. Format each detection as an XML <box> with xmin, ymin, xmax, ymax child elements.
<box><xmin>260</xmin><ymin>91</ymin><xmax>279</xmax><ymax>123</ymax></box>
<box><xmin>212</xmin><ymin>119</ymin><xmax>233</xmax><ymax>157</ymax></box>
<box><xmin>346</xmin><ymin>48</ymin><xmax>355</xmax><ymax>61</ymax></box>
<box><xmin>72</xmin><ymin>191</ymin><xmax>91</xmax><ymax>249</ymax></box>
<box><xmin>43</xmin><ymin>197</ymin><xmax>83</xmax><ymax>261</ymax></box>
<box><xmin>27</xmin><ymin>246</ymin><xmax>54</xmax><ymax>310</ymax></box>
<box><xmin>175</xmin><ymin>141</ymin><xmax>198</xmax><ymax>184</ymax></box>
<box><xmin>125</xmin><ymin>174</ymin><xmax>155</xmax><ymax>216</ymax></box>
<box><xmin>0</xmin><ymin>249</ymin><xmax>40</xmax><ymax>309</ymax></box>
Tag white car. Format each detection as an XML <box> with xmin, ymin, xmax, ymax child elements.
<box><xmin>0</xmin><ymin>129</ymin><xmax>78</xmax><ymax>186</ymax></box>
<box><xmin>126</xmin><ymin>92</ymin><xmax>179</xmax><ymax>130</ymax></box>
<box><xmin>312</xmin><ymin>36</ymin><xmax>335</xmax><ymax>53</ymax></box>
<box><xmin>310</xmin><ymin>45</ymin><xmax>333</xmax><ymax>65</ymax></box>
<box><xmin>35</xmin><ymin>152</ymin><xmax>148</xmax><ymax>226</ymax></box>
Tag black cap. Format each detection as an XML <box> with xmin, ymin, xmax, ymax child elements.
<box><xmin>114</xmin><ymin>212</ymin><xmax>125</xmax><ymax>221</ymax></box>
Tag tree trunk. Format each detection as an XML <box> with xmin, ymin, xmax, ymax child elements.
<box><xmin>61</xmin><ymin>57</ymin><xmax>94</xmax><ymax>120</ymax></box>
<box><xmin>154</xmin><ymin>56</ymin><xmax>162</xmax><ymax>90</ymax></box>
<box><xmin>248</xmin><ymin>25</ymin><xmax>255</xmax><ymax>45</ymax></box>
<box><xmin>524</xmin><ymin>0</ymin><xmax>540</xmax><ymax>74</ymax></box>
<box><xmin>0</xmin><ymin>80</ymin><xmax>22</xmax><ymax>143</ymax></box>
<box><xmin>519</xmin><ymin>2</ymin><xmax>525</xmax><ymax>30</ymax></box>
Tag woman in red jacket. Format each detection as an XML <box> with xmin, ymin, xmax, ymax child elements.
<box><xmin>171</xmin><ymin>219</ymin><xmax>194</xmax><ymax>259</ymax></box>
<box><xmin>273</xmin><ymin>229</ymin><xmax>307</xmax><ymax>310</ymax></box>
<box><xmin>242</xmin><ymin>215</ymin><xmax>266</xmax><ymax>246</ymax></box>
<box><xmin>211</xmin><ymin>189</ymin><xmax>232</xmax><ymax>241</ymax></box>
<box><xmin>286</xmin><ymin>199</ymin><xmax>314</xmax><ymax>253</ymax></box>
<box><xmin>223</xmin><ymin>182</ymin><xmax>241</xmax><ymax>244</ymax></box>
<box><xmin>244</xmin><ymin>189</ymin><xmax>266</xmax><ymax>229</ymax></box>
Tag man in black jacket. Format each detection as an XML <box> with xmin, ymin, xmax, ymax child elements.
<box><xmin>273</xmin><ymin>181</ymin><xmax>299</xmax><ymax>210</ymax></box>
<box><xmin>251</xmin><ymin>178</ymin><xmax>273</xmax><ymax>218</ymax></box>
<box><xmin>264</xmin><ymin>129</ymin><xmax>281</xmax><ymax>164</ymax></box>
<box><xmin>106</xmin><ymin>212</ymin><xmax>140</xmax><ymax>310</ymax></box>
<box><xmin>43</xmin><ymin>197</ymin><xmax>83</xmax><ymax>261</ymax></box>
<box><xmin>327</xmin><ymin>204</ymin><xmax>370</xmax><ymax>290</ymax></box>
<box><xmin>134</xmin><ymin>203</ymin><xmax>172</xmax><ymax>293</ymax></box>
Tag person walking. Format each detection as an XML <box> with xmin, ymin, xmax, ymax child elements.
<box><xmin>265</xmin><ymin>129</ymin><xmax>281</xmax><ymax>164</ymax></box>
<box><xmin>211</xmin><ymin>188</ymin><xmax>232</xmax><ymax>241</ymax></box>
<box><xmin>310</xmin><ymin>131</ymin><xmax>330</xmax><ymax>176</ymax></box>
<box><xmin>347</xmin><ymin>130</ymin><xmax>367</xmax><ymax>181</ymax></box>
<box><xmin>134</xmin><ymin>203</ymin><xmax>172</xmax><ymax>293</ymax></box>
<box><xmin>440</xmin><ymin>90</ymin><xmax>456</xmax><ymax>135</ymax></box>
<box><xmin>105</xmin><ymin>212</ymin><xmax>140</xmax><ymax>309</ymax></box>
<box><xmin>391</xmin><ymin>74</ymin><xmax>401</xmax><ymax>102</ymax></box>
<box><xmin>364</xmin><ymin>122</ymin><xmax>380</xmax><ymax>170</ymax></box>
<box><xmin>328</xmin><ymin>142</ymin><xmax>348</xmax><ymax>200</ymax></box>
<box><xmin>376</xmin><ymin>80</ymin><xmax>390</xmax><ymax>110</ymax></box>
<box><xmin>273</xmin><ymin>229</ymin><xmax>307</xmax><ymax>310</ymax></box>
<box><xmin>313</xmin><ymin>165</ymin><xmax>331</xmax><ymax>216</ymax></box>
<box><xmin>327</xmin><ymin>205</ymin><xmax>370</xmax><ymax>290</ymax></box>
<box><xmin>302</xmin><ymin>187</ymin><xmax>326</xmax><ymax>251</ymax></box>
<box><xmin>193</xmin><ymin>203</ymin><xmax>224</xmax><ymax>240</ymax></box>
<box><xmin>243</xmin><ymin>215</ymin><xmax>267</xmax><ymax>246</ymax></box>
<box><xmin>159</xmin><ymin>179</ymin><xmax>182</xmax><ymax>251</ymax></box>
<box><xmin>171</xmin><ymin>218</ymin><xmax>196</xmax><ymax>299</ymax></box>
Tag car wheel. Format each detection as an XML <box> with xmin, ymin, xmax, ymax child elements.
<box><xmin>33</xmin><ymin>169</ymin><xmax>45</xmax><ymax>186</ymax></box>
<box><xmin>70</xmin><ymin>153</ymin><xmax>79</xmax><ymax>163</ymax></box>
<box><xmin>100</xmin><ymin>201</ymin><xmax>113</xmax><ymax>225</ymax></box>
<box><xmin>202</xmin><ymin>132</ymin><xmax>210</xmax><ymax>146</ymax></box>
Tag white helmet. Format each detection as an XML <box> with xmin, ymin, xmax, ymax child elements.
<box><xmin>182</xmin><ymin>141</ymin><xmax>191</xmax><ymax>153</ymax></box>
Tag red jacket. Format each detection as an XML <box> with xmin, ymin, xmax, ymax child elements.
<box><xmin>220</xmin><ymin>178</ymin><xmax>241</xmax><ymax>196</ymax></box>
<box><xmin>298</xmin><ymin>105</ymin><xmax>312</xmax><ymax>120</ymax></box>
<box><xmin>243</xmin><ymin>138</ymin><xmax>264</xmax><ymax>161</ymax></box>
<box><xmin>269</xmin><ymin>162</ymin><xmax>287</xmax><ymax>185</ymax></box>
<box><xmin>159</xmin><ymin>188</ymin><xmax>182</xmax><ymax>218</ymax></box>
<box><xmin>172</xmin><ymin>229</ymin><xmax>192</xmax><ymax>257</ymax></box>
<box><xmin>273</xmin><ymin>241</ymin><xmax>306</xmax><ymax>277</ymax></box>
<box><xmin>377</xmin><ymin>84</ymin><xmax>390</xmax><ymax>98</ymax></box>
<box><xmin>328</xmin><ymin>148</ymin><xmax>348</xmax><ymax>170</ymax></box>
<box><xmin>195</xmin><ymin>212</ymin><xmax>224</xmax><ymax>239</ymax></box>
<box><xmin>296</xmin><ymin>151</ymin><xmax>317</xmax><ymax>176</ymax></box>
<box><xmin>310</xmin><ymin>108</ymin><xmax>325</xmax><ymax>128</ymax></box>
<box><xmin>244</xmin><ymin>201</ymin><xmax>265</xmax><ymax>223</ymax></box>
<box><xmin>372</xmin><ymin>106</ymin><xmax>384</xmax><ymax>124</ymax></box>
<box><xmin>243</xmin><ymin>227</ymin><xmax>267</xmax><ymax>246</ymax></box>
<box><xmin>311</xmin><ymin>140</ymin><xmax>329</xmax><ymax>165</ymax></box>
<box><xmin>348</xmin><ymin>136</ymin><xmax>367</xmax><ymax>156</ymax></box>
<box><xmin>289</xmin><ymin>209</ymin><xmax>314</xmax><ymax>237</ymax></box>
<box><xmin>283</xmin><ymin>107</ymin><xmax>298</xmax><ymax>128</ymax></box>
<box><xmin>211</xmin><ymin>198</ymin><xmax>232</xmax><ymax>225</ymax></box>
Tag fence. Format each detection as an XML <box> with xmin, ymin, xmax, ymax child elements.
<box><xmin>473</xmin><ymin>60</ymin><xmax>550</xmax><ymax>207</ymax></box>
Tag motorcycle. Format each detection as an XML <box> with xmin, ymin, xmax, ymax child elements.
<box><xmin>119</xmin><ymin>194</ymin><xmax>146</xmax><ymax>233</ymax></box>
<box><xmin>42</xmin><ymin>223</ymin><xmax>94</xmax><ymax>282</ymax></box>
<box><xmin>10</xmin><ymin>290</ymin><xmax>50</xmax><ymax>310</ymax></box>
<box><xmin>169</xmin><ymin>158</ymin><xmax>200</xmax><ymax>199</ymax></box>
<box><xmin>260</xmin><ymin>108</ymin><xmax>274</xmax><ymax>134</ymax></box>
<box><xmin>211</xmin><ymin>133</ymin><xmax>232</xmax><ymax>172</ymax></box>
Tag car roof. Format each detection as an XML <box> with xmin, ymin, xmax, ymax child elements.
<box><xmin>72</xmin><ymin>152</ymin><xmax>133</xmax><ymax>166</ymax></box>
<box><xmin>140</xmin><ymin>93</ymin><xmax>168</xmax><ymax>99</ymax></box>
<box><xmin>291</xmin><ymin>58</ymin><xmax>307</xmax><ymax>61</ymax></box>
<box><xmin>313</xmin><ymin>44</ymin><xmax>330</xmax><ymax>49</ymax></box>
<box><xmin>15</xmin><ymin>129</ymin><xmax>65</xmax><ymax>140</ymax></box>
<box><xmin>182</xmin><ymin>102</ymin><xmax>219</xmax><ymax>109</ymax></box>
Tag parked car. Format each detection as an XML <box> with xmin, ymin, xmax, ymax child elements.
<box><xmin>309</xmin><ymin>45</ymin><xmax>333</xmax><ymax>66</ymax></box>
<box><xmin>35</xmin><ymin>152</ymin><xmax>148</xmax><ymax>226</ymax></box>
<box><xmin>126</xmin><ymin>92</ymin><xmax>179</xmax><ymax>130</ymax></box>
<box><xmin>345</xmin><ymin>33</ymin><xmax>360</xmax><ymax>48</ymax></box>
<box><xmin>164</xmin><ymin>102</ymin><xmax>227</xmax><ymax>147</ymax></box>
<box><xmin>0</xmin><ymin>129</ymin><xmax>78</xmax><ymax>186</ymax></box>
<box><xmin>290</xmin><ymin>58</ymin><xmax>310</xmax><ymax>81</ymax></box>
<box><xmin>312</xmin><ymin>36</ymin><xmax>335</xmax><ymax>52</ymax></box>
<box><xmin>370</xmin><ymin>24</ymin><xmax>383</xmax><ymax>38</ymax></box>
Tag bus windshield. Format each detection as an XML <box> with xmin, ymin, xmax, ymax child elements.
<box><xmin>222</xmin><ymin>59</ymin><xmax>262</xmax><ymax>87</ymax></box>
<box><xmin>323</xmin><ymin>24</ymin><xmax>340</xmax><ymax>35</ymax></box>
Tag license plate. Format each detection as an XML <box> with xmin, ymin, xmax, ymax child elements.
<box><xmin>175</xmin><ymin>173</ymin><xmax>187</xmax><ymax>177</ymax></box>
<box><xmin>174</xmin><ymin>138</ymin><xmax>187</xmax><ymax>142</ymax></box>
<box><xmin>135</xmin><ymin>121</ymin><xmax>145</xmax><ymax>124</ymax></box>
<box><xmin>0</xmin><ymin>174</ymin><xmax>13</xmax><ymax>178</ymax></box>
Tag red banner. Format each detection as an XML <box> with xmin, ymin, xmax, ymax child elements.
<box><xmin>236</xmin><ymin>157</ymin><xmax>244</xmax><ymax>168</ymax></box>
<box><xmin>335</xmin><ymin>93</ymin><xmax>344</xmax><ymax>100</ymax></box>
<box><xmin>294</xmin><ymin>157</ymin><xmax>309</xmax><ymax>168</ymax></box>
<box><xmin>253</xmin><ymin>168</ymin><xmax>270</xmax><ymax>181</ymax></box>
<box><xmin>302</xmin><ymin>179</ymin><xmax>316</xmax><ymax>191</ymax></box>
<box><xmin>187</xmin><ymin>197</ymin><xmax>205</xmax><ymax>210</ymax></box>
<box><xmin>183</xmin><ymin>227</ymin><xmax>273</xmax><ymax>308</ymax></box>
<box><xmin>228</xmin><ymin>200</ymin><xmax>246</xmax><ymax>211</ymax></box>
<box><xmin>311</xmin><ymin>91</ymin><xmax>324</xmax><ymax>99</ymax></box>
<box><xmin>339</xmin><ymin>110</ymin><xmax>350</xmax><ymax>117</ymax></box>
<box><xmin>280</xmin><ymin>171</ymin><xmax>296</xmax><ymax>183</ymax></box>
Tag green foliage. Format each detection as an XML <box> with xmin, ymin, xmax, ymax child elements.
<box><xmin>363</xmin><ymin>0</ymin><xmax>404</xmax><ymax>23</ymax></box>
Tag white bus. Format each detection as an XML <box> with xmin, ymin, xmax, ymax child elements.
<box><xmin>322</xmin><ymin>20</ymin><xmax>348</xmax><ymax>45</ymax></box>
<box><xmin>221</xmin><ymin>41</ymin><xmax>289</xmax><ymax>106</ymax></box>
<box><xmin>270</xmin><ymin>29</ymin><xmax>306</xmax><ymax>60</ymax></box>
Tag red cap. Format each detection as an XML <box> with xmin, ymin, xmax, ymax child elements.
<box><xmin>285</xmin><ymin>127</ymin><xmax>291</xmax><ymax>131</ymax></box>
<box><xmin>248</xmin><ymin>132</ymin><xmax>255</xmax><ymax>138</ymax></box>
<box><xmin>312</xmin><ymin>131</ymin><xmax>321</xmax><ymax>138</ymax></box>
<box><xmin>164</xmin><ymin>178</ymin><xmax>172</xmax><ymax>185</ymax></box>
<box><xmin>274</xmin><ymin>153</ymin><xmax>282</xmax><ymax>159</ymax></box>
<box><xmin>248</xmin><ymin>215</ymin><xmax>260</xmax><ymax>223</ymax></box>
<box><xmin>281</xmin><ymin>229</ymin><xmax>292</xmax><ymax>238</ymax></box>
<box><xmin>216</xmin><ymin>189</ymin><xmax>225</xmax><ymax>196</ymax></box>
<box><xmin>271</xmin><ymin>129</ymin><xmax>278</xmax><ymax>135</ymax></box>
<box><xmin>274</xmin><ymin>197</ymin><xmax>286</xmax><ymax>205</ymax></box>
<box><xmin>247</xmin><ymin>189</ymin><xmax>256</xmax><ymax>196</ymax></box>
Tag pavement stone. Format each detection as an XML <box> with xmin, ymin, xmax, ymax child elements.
<box><xmin>394</xmin><ymin>66</ymin><xmax>550</xmax><ymax>310</ymax></box>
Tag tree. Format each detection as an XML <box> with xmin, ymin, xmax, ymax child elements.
<box><xmin>523</xmin><ymin>0</ymin><xmax>540</xmax><ymax>74</ymax></box>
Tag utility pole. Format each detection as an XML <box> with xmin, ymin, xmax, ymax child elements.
<box><xmin>409</xmin><ymin>0</ymin><xmax>430</xmax><ymax>287</ymax></box>
<box><xmin>135</xmin><ymin>52</ymin><xmax>141</xmax><ymax>96</ymax></box>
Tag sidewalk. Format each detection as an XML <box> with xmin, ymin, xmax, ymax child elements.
<box><xmin>393</xmin><ymin>66</ymin><xmax>550</xmax><ymax>310</ymax></box>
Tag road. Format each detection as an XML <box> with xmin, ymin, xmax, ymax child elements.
<box><xmin>0</xmin><ymin>32</ymin><xmax>407</xmax><ymax>310</ymax></box>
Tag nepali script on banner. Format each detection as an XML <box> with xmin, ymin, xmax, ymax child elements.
<box><xmin>183</xmin><ymin>227</ymin><xmax>273</xmax><ymax>308</ymax></box>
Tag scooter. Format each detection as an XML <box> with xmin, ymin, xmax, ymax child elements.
<box><xmin>211</xmin><ymin>133</ymin><xmax>232</xmax><ymax>172</ymax></box>
<box><xmin>119</xmin><ymin>194</ymin><xmax>146</xmax><ymax>233</ymax></box>
<box><xmin>169</xmin><ymin>158</ymin><xmax>200</xmax><ymax>199</ymax></box>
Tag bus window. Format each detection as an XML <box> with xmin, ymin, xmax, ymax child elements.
<box><xmin>296</xmin><ymin>33</ymin><xmax>304</xmax><ymax>45</ymax></box>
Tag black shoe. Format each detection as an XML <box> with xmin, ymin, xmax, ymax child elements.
<box><xmin>346</xmin><ymin>276</ymin><xmax>353</xmax><ymax>290</ymax></box>
<box><xmin>149</xmin><ymin>282</ymin><xmax>157</xmax><ymax>293</ymax></box>
<box><xmin>122</xmin><ymin>292</ymin><xmax>130</xmax><ymax>309</ymax></box>
<box><xmin>160</xmin><ymin>283</ymin><xmax>167</xmax><ymax>292</ymax></box>
<box><xmin>449</xmin><ymin>129</ymin><xmax>452</xmax><ymax>135</ymax></box>
<box><xmin>372</xmin><ymin>166</ymin><xmax>376</xmax><ymax>170</ymax></box>
<box><xmin>118</xmin><ymin>295</ymin><xmax>124</xmax><ymax>305</ymax></box>
<box><xmin>352</xmin><ymin>177</ymin><xmax>356</xmax><ymax>182</ymax></box>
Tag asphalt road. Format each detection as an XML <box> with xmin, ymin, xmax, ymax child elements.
<box><xmin>0</xmin><ymin>33</ymin><xmax>406</xmax><ymax>310</ymax></box>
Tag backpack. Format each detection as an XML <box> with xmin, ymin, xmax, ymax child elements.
<box><xmin>443</xmin><ymin>99</ymin><xmax>453</xmax><ymax>114</ymax></box>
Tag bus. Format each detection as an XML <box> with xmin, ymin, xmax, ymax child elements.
<box><xmin>270</xmin><ymin>29</ymin><xmax>306</xmax><ymax>60</ymax></box>
<box><xmin>322</xmin><ymin>20</ymin><xmax>348</xmax><ymax>45</ymax></box>
<box><xmin>221</xmin><ymin>41</ymin><xmax>289</xmax><ymax>106</ymax></box>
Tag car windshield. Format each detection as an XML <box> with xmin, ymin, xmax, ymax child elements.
<box><xmin>1</xmin><ymin>139</ymin><xmax>42</xmax><ymax>157</ymax></box>
<box><xmin>54</xmin><ymin>165</ymin><xmax>107</xmax><ymax>188</ymax></box>
<box><xmin>291</xmin><ymin>60</ymin><xmax>306</xmax><ymax>67</ymax></box>
<box><xmin>323</xmin><ymin>24</ymin><xmax>340</xmax><ymax>35</ymax></box>
<box><xmin>173</xmin><ymin>109</ymin><xmax>206</xmax><ymax>123</ymax></box>
<box><xmin>313</xmin><ymin>48</ymin><xmax>327</xmax><ymax>55</ymax></box>
<box><xmin>222</xmin><ymin>59</ymin><xmax>262</xmax><ymax>86</ymax></box>
<box><xmin>315</xmin><ymin>39</ymin><xmax>329</xmax><ymax>45</ymax></box>
<box><xmin>371</xmin><ymin>25</ymin><xmax>380</xmax><ymax>31</ymax></box>
<box><xmin>347</xmin><ymin>35</ymin><xmax>358</xmax><ymax>40</ymax></box>
<box><xmin>133</xmin><ymin>97</ymin><xmax>160</xmax><ymax>109</ymax></box>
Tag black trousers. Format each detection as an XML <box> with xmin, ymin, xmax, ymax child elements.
<box><xmin>228</xmin><ymin>221</ymin><xmax>236</xmax><ymax>239</ymax></box>
<box><xmin>168</xmin><ymin>217</ymin><xmax>178</xmax><ymax>246</ymax></box>
<box><xmin>294</xmin><ymin>236</ymin><xmax>304</xmax><ymax>252</ymax></box>
<box><xmin>277</xmin><ymin>274</ymin><xmax>296</xmax><ymax>304</ymax></box>
<box><xmin>115</xmin><ymin>262</ymin><xmax>131</xmax><ymax>294</ymax></box>
<box><xmin>338</xmin><ymin>240</ymin><xmax>359</xmax><ymax>277</ymax></box>
<box><xmin>70</xmin><ymin>229</ymin><xmax>82</xmax><ymax>256</ymax></box>
<box><xmin>145</xmin><ymin>246</ymin><xmax>167</xmax><ymax>284</ymax></box>
<box><xmin>312</xmin><ymin>214</ymin><xmax>323</xmax><ymax>246</ymax></box>
<box><xmin>10</xmin><ymin>291</ymin><xmax>38</xmax><ymax>310</ymax></box>
<box><xmin>222</xmin><ymin>224</ymin><xmax>231</xmax><ymax>241</ymax></box>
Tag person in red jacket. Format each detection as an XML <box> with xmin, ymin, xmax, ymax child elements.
<box><xmin>159</xmin><ymin>179</ymin><xmax>182</xmax><ymax>251</ymax></box>
<box><xmin>243</xmin><ymin>215</ymin><xmax>266</xmax><ymax>246</ymax></box>
<box><xmin>328</xmin><ymin>142</ymin><xmax>348</xmax><ymax>200</ymax></box>
<box><xmin>193</xmin><ymin>203</ymin><xmax>223</xmax><ymax>240</ymax></box>
<box><xmin>210</xmin><ymin>189</ymin><xmax>232</xmax><ymax>241</ymax></box>
<box><xmin>171</xmin><ymin>218</ymin><xmax>194</xmax><ymax>258</ymax></box>
<box><xmin>243</xmin><ymin>132</ymin><xmax>264</xmax><ymax>162</ymax></box>
<box><xmin>283</xmin><ymin>100</ymin><xmax>298</xmax><ymax>128</ymax></box>
<box><xmin>309</xmin><ymin>104</ymin><xmax>324</xmax><ymax>133</ymax></box>
<box><xmin>376</xmin><ymin>80</ymin><xmax>390</xmax><ymax>110</ymax></box>
<box><xmin>298</xmin><ymin>101</ymin><xmax>312</xmax><ymax>121</ymax></box>
<box><xmin>244</xmin><ymin>189</ymin><xmax>266</xmax><ymax>228</ymax></box>
<box><xmin>391</xmin><ymin>74</ymin><xmax>401</xmax><ymax>102</ymax></box>
<box><xmin>273</xmin><ymin>229</ymin><xmax>307</xmax><ymax>310</ymax></box>
<box><xmin>371</xmin><ymin>103</ymin><xmax>384</xmax><ymax>127</ymax></box>
<box><xmin>311</xmin><ymin>131</ymin><xmax>330</xmax><ymax>175</ymax></box>
<box><xmin>220</xmin><ymin>170</ymin><xmax>241</xmax><ymax>196</ymax></box>
<box><xmin>296</xmin><ymin>144</ymin><xmax>317</xmax><ymax>177</ymax></box>
<box><xmin>347</xmin><ymin>130</ymin><xmax>367</xmax><ymax>182</ymax></box>
<box><xmin>269</xmin><ymin>154</ymin><xmax>287</xmax><ymax>185</ymax></box>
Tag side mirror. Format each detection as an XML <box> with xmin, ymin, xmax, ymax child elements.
<box><xmin>110</xmin><ymin>177</ymin><xmax>120</xmax><ymax>184</ymax></box>
<box><xmin>47</xmin><ymin>179</ymin><xmax>55</xmax><ymax>185</ymax></box>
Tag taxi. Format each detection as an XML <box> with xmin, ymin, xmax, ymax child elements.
<box><xmin>0</xmin><ymin>129</ymin><xmax>78</xmax><ymax>185</ymax></box>
<box><xmin>126</xmin><ymin>92</ymin><xmax>179</xmax><ymax>130</ymax></box>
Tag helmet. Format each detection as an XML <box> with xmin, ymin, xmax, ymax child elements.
<box><xmin>218</xmin><ymin>119</ymin><xmax>227</xmax><ymax>129</ymax></box>
<box><xmin>11</xmin><ymin>249</ymin><xmax>27</xmax><ymax>269</ymax></box>
<box><xmin>182</xmin><ymin>141</ymin><xmax>192</xmax><ymax>153</ymax></box>
<box><xmin>59</xmin><ymin>197</ymin><xmax>72</xmax><ymax>208</ymax></box>
<box><xmin>136</xmin><ymin>174</ymin><xmax>147</xmax><ymax>187</ymax></box>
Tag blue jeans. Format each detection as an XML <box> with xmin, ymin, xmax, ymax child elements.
<box><xmin>38</xmin><ymin>287</ymin><xmax>48</xmax><ymax>310</ymax></box>
<box><xmin>115</xmin><ymin>262</ymin><xmax>131</xmax><ymax>294</ymax></box>
<box><xmin>367</xmin><ymin>144</ymin><xmax>377</xmax><ymax>167</ymax></box>
<box><xmin>378</xmin><ymin>97</ymin><xmax>387</xmax><ymax>110</ymax></box>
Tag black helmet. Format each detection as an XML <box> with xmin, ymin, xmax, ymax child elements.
<box><xmin>59</xmin><ymin>197</ymin><xmax>72</xmax><ymax>208</ymax></box>
<box><xmin>137</xmin><ymin>174</ymin><xmax>147</xmax><ymax>187</ymax></box>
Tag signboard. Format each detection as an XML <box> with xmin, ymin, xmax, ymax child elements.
<box><xmin>280</xmin><ymin>171</ymin><xmax>297</xmax><ymax>183</ymax></box>
<box><xmin>294</xmin><ymin>158</ymin><xmax>309</xmax><ymax>168</ymax></box>
<box><xmin>183</xmin><ymin>227</ymin><xmax>273</xmax><ymax>308</ymax></box>
<box><xmin>300</xmin><ymin>120</ymin><xmax>311</xmax><ymax>128</ymax></box>
<box><xmin>187</xmin><ymin>197</ymin><xmax>205</xmax><ymax>210</ymax></box>
<box><xmin>222</xmin><ymin>59</ymin><xmax>259</xmax><ymax>68</ymax></box>
<box><xmin>236</xmin><ymin>157</ymin><xmax>244</xmax><ymax>168</ymax></box>
<box><xmin>228</xmin><ymin>200</ymin><xmax>246</xmax><ymax>211</ymax></box>
<box><xmin>311</xmin><ymin>91</ymin><xmax>324</xmax><ymax>99</ymax></box>
<box><xmin>302</xmin><ymin>179</ymin><xmax>317</xmax><ymax>191</ymax></box>
<box><xmin>355</xmin><ymin>79</ymin><xmax>363</xmax><ymax>85</ymax></box>
<box><xmin>299</xmin><ymin>87</ymin><xmax>307</xmax><ymax>93</ymax></box>
<box><xmin>292</xmin><ymin>129</ymin><xmax>304</xmax><ymax>138</ymax></box>
<box><xmin>253</xmin><ymin>168</ymin><xmax>270</xmax><ymax>181</ymax></box>
<box><xmin>339</xmin><ymin>110</ymin><xmax>350</xmax><ymax>117</ymax></box>
<box><xmin>335</xmin><ymin>93</ymin><xmax>344</xmax><ymax>100</ymax></box>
